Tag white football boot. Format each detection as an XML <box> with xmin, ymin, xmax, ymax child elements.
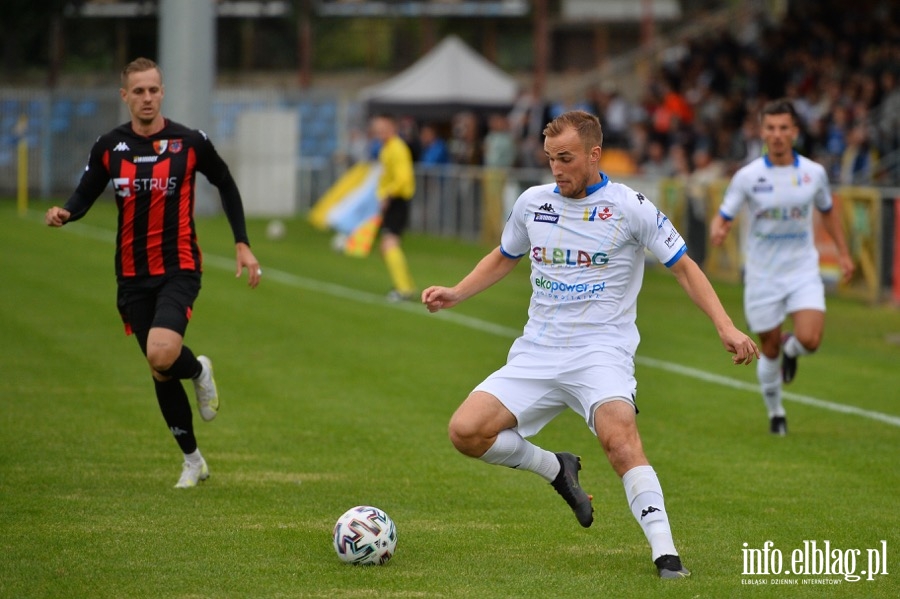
<box><xmin>192</xmin><ymin>355</ymin><xmax>219</xmax><ymax>421</ymax></box>
<box><xmin>174</xmin><ymin>459</ymin><xmax>209</xmax><ymax>489</ymax></box>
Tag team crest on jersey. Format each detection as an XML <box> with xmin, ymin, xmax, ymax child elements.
<box><xmin>583</xmin><ymin>206</ymin><xmax>612</xmax><ymax>222</ymax></box>
<box><xmin>152</xmin><ymin>139</ymin><xmax>168</xmax><ymax>155</ymax></box>
<box><xmin>169</xmin><ymin>139</ymin><xmax>183</xmax><ymax>154</ymax></box>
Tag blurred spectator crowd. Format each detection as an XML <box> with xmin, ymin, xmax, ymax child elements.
<box><xmin>620</xmin><ymin>0</ymin><xmax>900</xmax><ymax>186</ymax></box>
<box><xmin>358</xmin><ymin>0</ymin><xmax>900</xmax><ymax>187</ymax></box>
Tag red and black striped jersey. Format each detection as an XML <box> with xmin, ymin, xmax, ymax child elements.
<box><xmin>64</xmin><ymin>119</ymin><xmax>250</xmax><ymax>280</ymax></box>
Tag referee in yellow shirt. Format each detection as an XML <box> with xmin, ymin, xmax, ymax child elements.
<box><xmin>371</xmin><ymin>114</ymin><xmax>417</xmax><ymax>301</ymax></box>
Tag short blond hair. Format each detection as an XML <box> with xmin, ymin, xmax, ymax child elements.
<box><xmin>543</xmin><ymin>110</ymin><xmax>603</xmax><ymax>149</ymax></box>
<box><xmin>121</xmin><ymin>57</ymin><xmax>161</xmax><ymax>86</ymax></box>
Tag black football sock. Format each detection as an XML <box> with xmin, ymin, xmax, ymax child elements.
<box><xmin>153</xmin><ymin>378</ymin><xmax>198</xmax><ymax>454</ymax></box>
<box><xmin>158</xmin><ymin>345</ymin><xmax>202</xmax><ymax>380</ymax></box>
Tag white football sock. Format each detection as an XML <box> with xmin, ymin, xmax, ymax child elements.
<box><xmin>184</xmin><ymin>449</ymin><xmax>204</xmax><ymax>465</ymax></box>
<box><xmin>783</xmin><ymin>334</ymin><xmax>813</xmax><ymax>358</ymax></box>
<box><xmin>757</xmin><ymin>355</ymin><xmax>784</xmax><ymax>417</ymax></box>
<box><xmin>479</xmin><ymin>429</ymin><xmax>561</xmax><ymax>482</ymax></box>
<box><xmin>622</xmin><ymin>465</ymin><xmax>677</xmax><ymax>561</ymax></box>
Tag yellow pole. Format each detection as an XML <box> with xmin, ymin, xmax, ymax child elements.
<box><xmin>16</xmin><ymin>115</ymin><xmax>28</xmax><ymax>216</ymax></box>
<box><xmin>480</xmin><ymin>168</ymin><xmax>505</xmax><ymax>246</ymax></box>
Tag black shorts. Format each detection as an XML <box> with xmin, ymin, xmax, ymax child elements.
<box><xmin>380</xmin><ymin>197</ymin><xmax>411</xmax><ymax>236</ymax></box>
<box><xmin>116</xmin><ymin>272</ymin><xmax>201</xmax><ymax>337</ymax></box>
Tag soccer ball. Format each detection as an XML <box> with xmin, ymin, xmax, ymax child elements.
<box><xmin>332</xmin><ymin>505</ymin><xmax>398</xmax><ymax>565</ymax></box>
<box><xmin>265</xmin><ymin>219</ymin><xmax>286</xmax><ymax>240</ymax></box>
<box><xmin>330</xmin><ymin>232</ymin><xmax>348</xmax><ymax>252</ymax></box>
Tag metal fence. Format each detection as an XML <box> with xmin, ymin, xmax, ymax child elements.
<box><xmin>0</xmin><ymin>89</ymin><xmax>121</xmax><ymax>196</ymax></box>
<box><xmin>0</xmin><ymin>87</ymin><xmax>349</xmax><ymax>199</ymax></box>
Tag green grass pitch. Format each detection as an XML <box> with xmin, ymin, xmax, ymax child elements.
<box><xmin>1</xmin><ymin>198</ymin><xmax>898</xmax><ymax>598</ymax></box>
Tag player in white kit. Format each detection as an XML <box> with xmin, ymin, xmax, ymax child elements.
<box><xmin>422</xmin><ymin>111</ymin><xmax>759</xmax><ymax>578</ymax></box>
<box><xmin>711</xmin><ymin>99</ymin><xmax>853</xmax><ymax>435</ymax></box>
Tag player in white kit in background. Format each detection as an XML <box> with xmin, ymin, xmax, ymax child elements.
<box><xmin>711</xmin><ymin>99</ymin><xmax>854</xmax><ymax>436</ymax></box>
<box><xmin>422</xmin><ymin>110</ymin><xmax>759</xmax><ymax>579</ymax></box>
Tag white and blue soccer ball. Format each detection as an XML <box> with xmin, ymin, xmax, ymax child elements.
<box><xmin>332</xmin><ymin>505</ymin><xmax>398</xmax><ymax>565</ymax></box>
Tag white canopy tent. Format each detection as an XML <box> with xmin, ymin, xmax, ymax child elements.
<box><xmin>359</xmin><ymin>35</ymin><xmax>520</xmax><ymax>119</ymax></box>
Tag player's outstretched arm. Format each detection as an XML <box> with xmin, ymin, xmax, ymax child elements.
<box><xmin>669</xmin><ymin>254</ymin><xmax>759</xmax><ymax>365</ymax></box>
<box><xmin>235</xmin><ymin>242</ymin><xmax>262</xmax><ymax>288</ymax></box>
<box><xmin>421</xmin><ymin>286</ymin><xmax>462</xmax><ymax>312</ymax></box>
<box><xmin>45</xmin><ymin>207</ymin><xmax>71</xmax><ymax>228</ymax></box>
<box><xmin>422</xmin><ymin>247</ymin><xmax>520</xmax><ymax>313</ymax></box>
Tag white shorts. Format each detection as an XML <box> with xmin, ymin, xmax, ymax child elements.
<box><xmin>744</xmin><ymin>271</ymin><xmax>826</xmax><ymax>334</ymax></box>
<box><xmin>473</xmin><ymin>338</ymin><xmax>637</xmax><ymax>438</ymax></box>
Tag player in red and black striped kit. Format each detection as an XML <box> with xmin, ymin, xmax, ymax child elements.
<box><xmin>46</xmin><ymin>57</ymin><xmax>262</xmax><ymax>488</ymax></box>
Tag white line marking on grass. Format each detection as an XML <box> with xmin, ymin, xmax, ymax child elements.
<box><xmin>62</xmin><ymin>220</ymin><xmax>900</xmax><ymax>428</ymax></box>
<box><xmin>62</xmin><ymin>221</ymin><xmax>117</xmax><ymax>243</ymax></box>
<box><xmin>636</xmin><ymin>356</ymin><xmax>900</xmax><ymax>428</ymax></box>
<box><xmin>207</xmin><ymin>253</ymin><xmax>527</xmax><ymax>338</ymax></box>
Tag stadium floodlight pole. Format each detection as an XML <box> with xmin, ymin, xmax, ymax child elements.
<box><xmin>157</xmin><ymin>0</ymin><xmax>217</xmax><ymax>215</ymax></box>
